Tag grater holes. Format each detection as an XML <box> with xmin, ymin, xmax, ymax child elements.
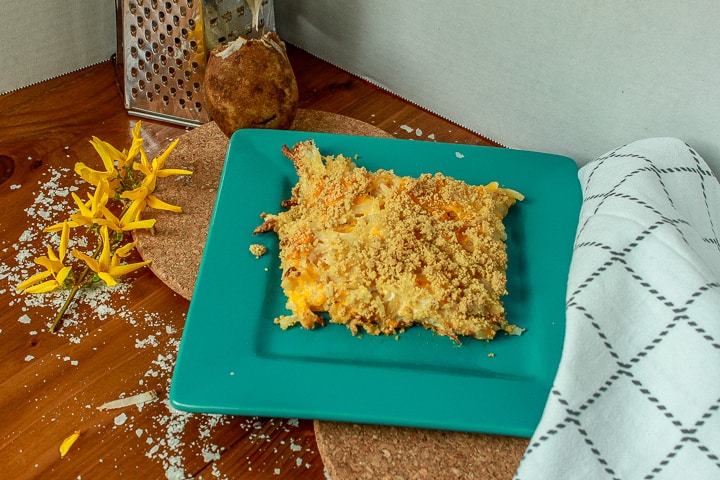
<box><xmin>123</xmin><ymin>0</ymin><xmax>210</xmax><ymax>123</ymax></box>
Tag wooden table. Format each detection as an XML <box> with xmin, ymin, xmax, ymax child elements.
<box><xmin>0</xmin><ymin>45</ymin><xmax>498</xmax><ymax>479</ymax></box>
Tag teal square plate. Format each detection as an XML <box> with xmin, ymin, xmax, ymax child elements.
<box><xmin>169</xmin><ymin>129</ymin><xmax>581</xmax><ymax>437</ymax></box>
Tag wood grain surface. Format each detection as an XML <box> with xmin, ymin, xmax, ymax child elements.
<box><xmin>0</xmin><ymin>45</ymin><xmax>508</xmax><ymax>480</ymax></box>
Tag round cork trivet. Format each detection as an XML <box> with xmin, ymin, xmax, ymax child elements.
<box><xmin>315</xmin><ymin>421</ymin><xmax>529</xmax><ymax>480</ymax></box>
<box><xmin>134</xmin><ymin>109</ymin><xmax>529</xmax><ymax>480</ymax></box>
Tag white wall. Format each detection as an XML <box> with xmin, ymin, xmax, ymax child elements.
<box><xmin>0</xmin><ymin>0</ymin><xmax>116</xmax><ymax>94</ymax></box>
<box><xmin>274</xmin><ymin>0</ymin><xmax>720</xmax><ymax>174</ymax></box>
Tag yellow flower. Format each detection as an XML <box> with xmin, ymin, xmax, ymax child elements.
<box><xmin>97</xmin><ymin>197</ymin><xmax>156</xmax><ymax>232</ymax></box>
<box><xmin>122</xmin><ymin>155</ymin><xmax>190</xmax><ymax>213</ymax></box>
<box><xmin>75</xmin><ymin>122</ymin><xmax>144</xmax><ymax>188</ymax></box>
<box><xmin>16</xmin><ymin>222</ymin><xmax>72</xmax><ymax>293</ymax></box>
<box><xmin>72</xmin><ymin>226</ymin><xmax>151</xmax><ymax>287</ymax></box>
<box><xmin>121</xmin><ymin>133</ymin><xmax>191</xmax><ymax>212</ymax></box>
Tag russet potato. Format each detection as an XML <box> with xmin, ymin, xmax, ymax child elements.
<box><xmin>204</xmin><ymin>31</ymin><xmax>299</xmax><ymax>138</ymax></box>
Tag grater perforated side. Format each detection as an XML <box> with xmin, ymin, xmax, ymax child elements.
<box><xmin>116</xmin><ymin>0</ymin><xmax>274</xmax><ymax>127</ymax></box>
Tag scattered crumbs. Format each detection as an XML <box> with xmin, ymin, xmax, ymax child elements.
<box><xmin>8</xmin><ymin>164</ymin><xmax>314</xmax><ymax>479</ymax></box>
<box><xmin>455</xmin><ymin>151</ymin><xmax>465</xmax><ymax>159</ymax></box>
<box><xmin>249</xmin><ymin>243</ymin><xmax>267</xmax><ymax>258</ymax></box>
<box><xmin>488</xmin><ymin>352</ymin><xmax>495</xmax><ymax>358</ymax></box>
<box><xmin>135</xmin><ymin>335</ymin><xmax>159</xmax><ymax>349</ymax></box>
<box><xmin>114</xmin><ymin>412</ymin><xmax>128</xmax><ymax>426</ymax></box>
<box><xmin>399</xmin><ymin>124</ymin><xmax>413</xmax><ymax>133</ymax></box>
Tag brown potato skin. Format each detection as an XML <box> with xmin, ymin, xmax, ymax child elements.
<box><xmin>204</xmin><ymin>32</ymin><xmax>299</xmax><ymax>138</ymax></box>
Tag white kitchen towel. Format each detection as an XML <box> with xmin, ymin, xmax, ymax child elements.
<box><xmin>514</xmin><ymin>138</ymin><xmax>720</xmax><ymax>480</ymax></box>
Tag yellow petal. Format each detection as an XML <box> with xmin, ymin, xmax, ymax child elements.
<box><xmin>60</xmin><ymin>430</ymin><xmax>81</xmax><ymax>458</ymax></box>
<box><xmin>115</xmin><ymin>240</ymin><xmax>138</xmax><ymax>258</ymax></box>
<box><xmin>121</xmin><ymin>219</ymin><xmax>156</xmax><ymax>231</ymax></box>
<box><xmin>146</xmin><ymin>194</ymin><xmax>182</xmax><ymax>212</ymax></box>
<box><xmin>98</xmin><ymin>272</ymin><xmax>118</xmax><ymax>287</ymax></box>
<box><xmin>72</xmin><ymin>249</ymin><xmax>100</xmax><ymax>273</ymax></box>
<box><xmin>16</xmin><ymin>270</ymin><xmax>52</xmax><ymax>292</ymax></box>
<box><xmin>24</xmin><ymin>279</ymin><xmax>61</xmax><ymax>294</ymax></box>
<box><xmin>108</xmin><ymin>259</ymin><xmax>151</xmax><ymax>279</ymax></box>
<box><xmin>157</xmin><ymin>168</ymin><xmax>193</xmax><ymax>177</ymax></box>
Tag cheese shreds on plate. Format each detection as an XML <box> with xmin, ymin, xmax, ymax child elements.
<box><xmin>254</xmin><ymin>140</ymin><xmax>524</xmax><ymax>342</ymax></box>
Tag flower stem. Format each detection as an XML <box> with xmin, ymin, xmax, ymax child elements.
<box><xmin>49</xmin><ymin>242</ymin><xmax>103</xmax><ymax>333</ymax></box>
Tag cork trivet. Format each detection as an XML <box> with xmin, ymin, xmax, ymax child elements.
<box><xmin>315</xmin><ymin>421</ymin><xmax>529</xmax><ymax>480</ymax></box>
<box><xmin>134</xmin><ymin>109</ymin><xmax>529</xmax><ymax>480</ymax></box>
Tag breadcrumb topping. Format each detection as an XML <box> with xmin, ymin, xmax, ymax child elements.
<box><xmin>255</xmin><ymin>140</ymin><xmax>524</xmax><ymax>342</ymax></box>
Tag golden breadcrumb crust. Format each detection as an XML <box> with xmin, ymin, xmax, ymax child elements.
<box><xmin>255</xmin><ymin>140</ymin><xmax>524</xmax><ymax>342</ymax></box>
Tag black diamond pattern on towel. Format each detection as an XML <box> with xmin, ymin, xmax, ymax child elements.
<box><xmin>514</xmin><ymin>138</ymin><xmax>720</xmax><ymax>480</ymax></box>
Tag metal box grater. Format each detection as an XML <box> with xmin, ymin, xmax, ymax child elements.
<box><xmin>115</xmin><ymin>0</ymin><xmax>274</xmax><ymax>127</ymax></box>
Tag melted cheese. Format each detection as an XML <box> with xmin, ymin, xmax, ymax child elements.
<box><xmin>256</xmin><ymin>140</ymin><xmax>524</xmax><ymax>342</ymax></box>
